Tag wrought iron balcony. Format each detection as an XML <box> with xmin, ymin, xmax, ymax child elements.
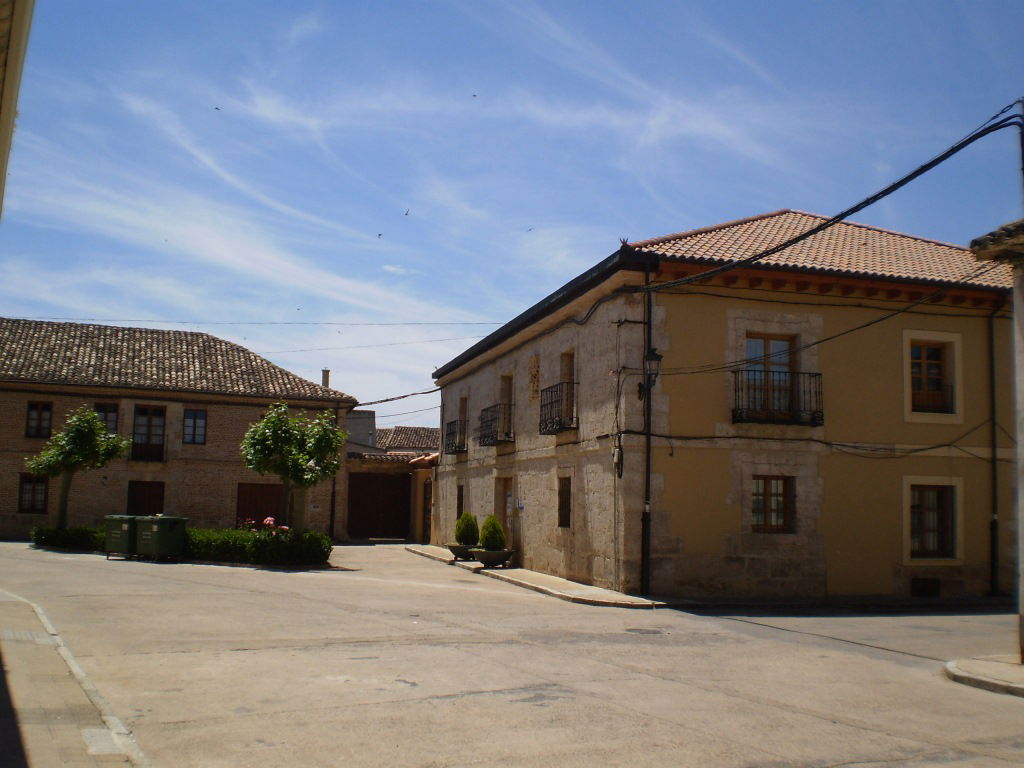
<box><xmin>912</xmin><ymin>384</ymin><xmax>954</xmax><ymax>414</ymax></box>
<box><xmin>732</xmin><ymin>370</ymin><xmax>823</xmax><ymax>426</ymax></box>
<box><xmin>443</xmin><ymin>420</ymin><xmax>468</xmax><ymax>454</ymax></box>
<box><xmin>130</xmin><ymin>437</ymin><xmax>165</xmax><ymax>462</ymax></box>
<box><xmin>477</xmin><ymin>403</ymin><xmax>514</xmax><ymax>446</ymax></box>
<box><xmin>539</xmin><ymin>382</ymin><xmax>577</xmax><ymax>434</ymax></box>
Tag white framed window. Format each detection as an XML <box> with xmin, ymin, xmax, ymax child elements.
<box><xmin>901</xmin><ymin>476</ymin><xmax>963</xmax><ymax>565</ymax></box>
<box><xmin>903</xmin><ymin>330</ymin><xmax>962</xmax><ymax>424</ymax></box>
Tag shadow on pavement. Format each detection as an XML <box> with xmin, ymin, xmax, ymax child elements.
<box><xmin>0</xmin><ymin>643</ymin><xmax>29</xmax><ymax>768</ymax></box>
<box><xmin>665</xmin><ymin>597</ymin><xmax>1015</xmax><ymax>618</ymax></box>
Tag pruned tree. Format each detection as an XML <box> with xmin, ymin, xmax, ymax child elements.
<box><xmin>25</xmin><ymin>405</ymin><xmax>131</xmax><ymax>530</ymax></box>
<box><xmin>240</xmin><ymin>403</ymin><xmax>346</xmax><ymax>530</ymax></box>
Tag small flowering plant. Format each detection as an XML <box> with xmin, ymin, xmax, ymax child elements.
<box><xmin>237</xmin><ymin>516</ymin><xmax>290</xmax><ymax>533</ymax></box>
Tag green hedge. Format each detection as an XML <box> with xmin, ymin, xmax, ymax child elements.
<box><xmin>187</xmin><ymin>528</ymin><xmax>333</xmax><ymax>567</ymax></box>
<box><xmin>30</xmin><ymin>524</ymin><xmax>332</xmax><ymax>567</ymax></box>
<box><xmin>30</xmin><ymin>526</ymin><xmax>105</xmax><ymax>551</ymax></box>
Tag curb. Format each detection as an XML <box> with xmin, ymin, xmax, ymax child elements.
<box><xmin>477</xmin><ymin>568</ymin><xmax>663</xmax><ymax>609</ymax></box>
<box><xmin>944</xmin><ymin>660</ymin><xmax>1024</xmax><ymax>698</ymax></box>
<box><xmin>0</xmin><ymin>588</ymin><xmax>150</xmax><ymax>766</ymax></box>
<box><xmin>405</xmin><ymin>545</ymin><xmax>662</xmax><ymax>609</ymax></box>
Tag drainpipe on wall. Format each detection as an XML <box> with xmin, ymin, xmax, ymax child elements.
<box><xmin>641</xmin><ymin>263</ymin><xmax>653</xmax><ymax>595</ymax></box>
<box><xmin>329</xmin><ymin>404</ymin><xmax>339</xmax><ymax>540</ymax></box>
<box><xmin>988</xmin><ymin>309</ymin><xmax>1000</xmax><ymax>596</ymax></box>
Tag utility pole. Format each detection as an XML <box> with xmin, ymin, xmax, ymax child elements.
<box><xmin>971</xmin><ymin>221</ymin><xmax>1024</xmax><ymax>665</ymax></box>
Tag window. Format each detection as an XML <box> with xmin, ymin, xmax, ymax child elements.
<box><xmin>25</xmin><ymin>402</ymin><xmax>52</xmax><ymax>438</ymax></box>
<box><xmin>910</xmin><ymin>485</ymin><xmax>955</xmax><ymax>559</ymax></box>
<box><xmin>557</xmin><ymin>476</ymin><xmax>571</xmax><ymax>528</ymax></box>
<box><xmin>456</xmin><ymin>484</ymin><xmax>465</xmax><ymax>518</ymax></box>
<box><xmin>183</xmin><ymin>409</ymin><xmax>207</xmax><ymax>444</ymax></box>
<box><xmin>745</xmin><ymin>334</ymin><xmax>793</xmax><ymax>413</ymax></box>
<box><xmin>904</xmin><ymin>330</ymin><xmax>961</xmax><ymax>422</ymax></box>
<box><xmin>131</xmin><ymin>406</ymin><xmax>166</xmax><ymax>461</ymax></box>
<box><xmin>18</xmin><ymin>474</ymin><xmax>47</xmax><ymax>514</ymax></box>
<box><xmin>95</xmin><ymin>403</ymin><xmax>118</xmax><ymax>434</ymax></box>
<box><xmin>909</xmin><ymin>342</ymin><xmax>953</xmax><ymax>413</ymax></box>
<box><xmin>752</xmin><ymin>475</ymin><xmax>794</xmax><ymax>533</ymax></box>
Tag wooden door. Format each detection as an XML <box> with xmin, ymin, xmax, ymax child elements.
<box><xmin>126</xmin><ymin>481</ymin><xmax>164</xmax><ymax>516</ymax></box>
<box><xmin>236</xmin><ymin>483</ymin><xmax>284</xmax><ymax>527</ymax></box>
<box><xmin>347</xmin><ymin>473</ymin><xmax>411</xmax><ymax>539</ymax></box>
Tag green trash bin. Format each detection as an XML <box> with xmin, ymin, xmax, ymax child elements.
<box><xmin>105</xmin><ymin>515</ymin><xmax>138</xmax><ymax>560</ymax></box>
<box><xmin>135</xmin><ymin>516</ymin><xmax>188</xmax><ymax>560</ymax></box>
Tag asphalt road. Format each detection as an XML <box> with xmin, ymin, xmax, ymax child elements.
<box><xmin>1</xmin><ymin>542</ymin><xmax>1021</xmax><ymax>767</ymax></box>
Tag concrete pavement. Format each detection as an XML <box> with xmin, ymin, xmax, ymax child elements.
<box><xmin>2</xmin><ymin>541</ymin><xmax>1024</xmax><ymax>767</ymax></box>
<box><xmin>410</xmin><ymin>542</ymin><xmax>1024</xmax><ymax>698</ymax></box>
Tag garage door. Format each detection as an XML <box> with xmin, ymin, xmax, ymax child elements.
<box><xmin>347</xmin><ymin>473</ymin><xmax>410</xmax><ymax>539</ymax></box>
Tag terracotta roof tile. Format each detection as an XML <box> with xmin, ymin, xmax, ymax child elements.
<box><xmin>630</xmin><ymin>210</ymin><xmax>1012</xmax><ymax>290</ymax></box>
<box><xmin>376</xmin><ymin>425</ymin><xmax>440</xmax><ymax>453</ymax></box>
<box><xmin>0</xmin><ymin>318</ymin><xmax>356</xmax><ymax>402</ymax></box>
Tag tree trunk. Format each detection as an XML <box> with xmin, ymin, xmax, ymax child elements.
<box><xmin>280</xmin><ymin>477</ymin><xmax>292</xmax><ymax>526</ymax></box>
<box><xmin>55</xmin><ymin>471</ymin><xmax>75</xmax><ymax>530</ymax></box>
<box><xmin>291</xmin><ymin>487</ymin><xmax>307</xmax><ymax>532</ymax></box>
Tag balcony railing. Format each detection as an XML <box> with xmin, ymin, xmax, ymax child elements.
<box><xmin>912</xmin><ymin>384</ymin><xmax>955</xmax><ymax>414</ymax></box>
<box><xmin>539</xmin><ymin>382</ymin><xmax>577</xmax><ymax>434</ymax></box>
<box><xmin>130</xmin><ymin>437</ymin><xmax>165</xmax><ymax>462</ymax></box>
<box><xmin>732</xmin><ymin>370</ymin><xmax>823</xmax><ymax>426</ymax></box>
<box><xmin>477</xmin><ymin>403</ymin><xmax>514</xmax><ymax>446</ymax></box>
<box><xmin>443</xmin><ymin>420</ymin><xmax>467</xmax><ymax>454</ymax></box>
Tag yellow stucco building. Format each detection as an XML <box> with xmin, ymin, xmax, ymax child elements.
<box><xmin>433</xmin><ymin>210</ymin><xmax>1016</xmax><ymax>600</ymax></box>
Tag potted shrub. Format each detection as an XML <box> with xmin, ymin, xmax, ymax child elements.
<box><xmin>470</xmin><ymin>514</ymin><xmax>513</xmax><ymax>567</ymax></box>
<box><xmin>447</xmin><ymin>510</ymin><xmax>479</xmax><ymax>560</ymax></box>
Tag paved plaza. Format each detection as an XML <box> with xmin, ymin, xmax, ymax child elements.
<box><xmin>1</xmin><ymin>542</ymin><xmax>1022</xmax><ymax>767</ymax></box>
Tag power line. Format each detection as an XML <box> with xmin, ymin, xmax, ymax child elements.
<box><xmin>638</xmin><ymin>111</ymin><xmax>1023</xmax><ymax>294</ymax></box>
<box><xmin>356</xmin><ymin>387</ymin><xmax>440</xmax><ymax>407</ymax></box>
<box><xmin>629</xmin><ymin>260</ymin><xmax>1006</xmax><ymax>378</ymax></box>
<box><xmin>19</xmin><ymin>317</ymin><xmax>503</xmax><ymax>327</ymax></box>
<box><xmin>374</xmin><ymin>405</ymin><xmax>440</xmax><ymax>420</ymax></box>
<box><xmin>265</xmin><ymin>336</ymin><xmax>485</xmax><ymax>354</ymax></box>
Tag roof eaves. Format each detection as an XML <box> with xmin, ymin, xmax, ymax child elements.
<box><xmin>432</xmin><ymin>244</ymin><xmax>657</xmax><ymax>380</ymax></box>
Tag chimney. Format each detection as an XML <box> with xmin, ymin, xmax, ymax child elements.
<box><xmin>321</xmin><ymin>368</ymin><xmax>330</xmax><ymax>388</ymax></box>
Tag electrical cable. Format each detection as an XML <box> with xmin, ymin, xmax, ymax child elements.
<box><xmin>356</xmin><ymin>387</ymin><xmax>440</xmax><ymax>407</ymax></box>
<box><xmin>17</xmin><ymin>317</ymin><xmax>503</xmax><ymax>327</ymax></box>
<box><xmin>622</xmin><ymin>261</ymin><xmax>1006</xmax><ymax>378</ymax></box>
<box><xmin>637</xmin><ymin>113</ymin><xmax>1023</xmax><ymax>294</ymax></box>
<box><xmin>264</xmin><ymin>335</ymin><xmax>485</xmax><ymax>354</ymax></box>
<box><xmin>619</xmin><ymin>418</ymin><xmax>994</xmax><ymax>461</ymax></box>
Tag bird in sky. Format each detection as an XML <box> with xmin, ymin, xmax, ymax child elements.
<box><xmin>378</xmin><ymin>233</ymin><xmax>382</xmax><ymax>239</ymax></box>
<box><xmin>404</xmin><ymin>209</ymin><xmax>410</xmax><ymax>216</ymax></box>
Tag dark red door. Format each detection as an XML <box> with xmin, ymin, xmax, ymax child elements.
<box><xmin>236</xmin><ymin>483</ymin><xmax>284</xmax><ymax>526</ymax></box>
<box><xmin>347</xmin><ymin>473</ymin><xmax>410</xmax><ymax>539</ymax></box>
<box><xmin>126</xmin><ymin>481</ymin><xmax>164</xmax><ymax>516</ymax></box>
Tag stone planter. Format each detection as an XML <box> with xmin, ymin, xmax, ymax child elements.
<box><xmin>446</xmin><ymin>543</ymin><xmax>476</xmax><ymax>560</ymax></box>
<box><xmin>470</xmin><ymin>548</ymin><xmax>514</xmax><ymax>568</ymax></box>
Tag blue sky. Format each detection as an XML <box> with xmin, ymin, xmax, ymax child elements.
<box><xmin>2</xmin><ymin>1</ymin><xmax>1022</xmax><ymax>426</ymax></box>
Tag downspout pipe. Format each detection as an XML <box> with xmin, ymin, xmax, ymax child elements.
<box><xmin>988</xmin><ymin>309</ymin><xmax>1001</xmax><ymax>596</ymax></box>
<box><xmin>329</xmin><ymin>404</ymin><xmax>340</xmax><ymax>541</ymax></box>
<box><xmin>642</xmin><ymin>262</ymin><xmax>653</xmax><ymax>595</ymax></box>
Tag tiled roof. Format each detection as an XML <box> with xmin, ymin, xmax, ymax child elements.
<box><xmin>0</xmin><ymin>318</ymin><xmax>356</xmax><ymax>402</ymax></box>
<box><xmin>970</xmin><ymin>219</ymin><xmax>1024</xmax><ymax>257</ymax></box>
<box><xmin>631</xmin><ymin>210</ymin><xmax>1012</xmax><ymax>290</ymax></box>
<box><xmin>376</xmin><ymin>425</ymin><xmax>440</xmax><ymax>453</ymax></box>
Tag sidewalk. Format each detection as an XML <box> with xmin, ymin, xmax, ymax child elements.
<box><xmin>406</xmin><ymin>544</ymin><xmax>663</xmax><ymax>608</ymax></box>
<box><xmin>945</xmin><ymin>655</ymin><xmax>1024</xmax><ymax>698</ymax></box>
<box><xmin>0</xmin><ymin>589</ymin><xmax>143</xmax><ymax>767</ymax></box>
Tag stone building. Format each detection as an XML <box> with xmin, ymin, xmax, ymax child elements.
<box><xmin>433</xmin><ymin>210</ymin><xmax>1017</xmax><ymax>600</ymax></box>
<box><xmin>0</xmin><ymin>318</ymin><xmax>356</xmax><ymax>539</ymax></box>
